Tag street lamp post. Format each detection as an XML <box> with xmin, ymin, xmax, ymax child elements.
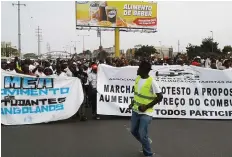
<box><xmin>210</xmin><ymin>31</ymin><xmax>214</xmax><ymax>53</ymax></box>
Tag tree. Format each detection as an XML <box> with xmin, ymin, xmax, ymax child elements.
<box><xmin>200</xmin><ymin>37</ymin><xmax>220</xmax><ymax>53</ymax></box>
<box><xmin>186</xmin><ymin>44</ymin><xmax>202</xmax><ymax>59</ymax></box>
<box><xmin>186</xmin><ymin>37</ymin><xmax>222</xmax><ymax>59</ymax></box>
<box><xmin>222</xmin><ymin>45</ymin><xmax>232</xmax><ymax>54</ymax></box>
<box><xmin>84</xmin><ymin>50</ymin><xmax>92</xmax><ymax>55</ymax></box>
<box><xmin>134</xmin><ymin>45</ymin><xmax>158</xmax><ymax>58</ymax></box>
<box><xmin>23</xmin><ymin>53</ymin><xmax>38</xmax><ymax>59</ymax></box>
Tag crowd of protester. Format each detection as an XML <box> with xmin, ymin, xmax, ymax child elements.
<box><xmin>1</xmin><ymin>53</ymin><xmax>231</xmax><ymax>121</ymax></box>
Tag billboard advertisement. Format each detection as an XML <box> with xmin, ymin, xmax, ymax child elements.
<box><xmin>76</xmin><ymin>1</ymin><xmax>157</xmax><ymax>30</ymax></box>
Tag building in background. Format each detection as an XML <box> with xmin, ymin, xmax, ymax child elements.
<box><xmin>77</xmin><ymin>50</ymin><xmax>92</xmax><ymax>59</ymax></box>
<box><xmin>1</xmin><ymin>41</ymin><xmax>18</xmax><ymax>57</ymax></box>
<box><xmin>172</xmin><ymin>51</ymin><xmax>187</xmax><ymax>57</ymax></box>
<box><xmin>126</xmin><ymin>48</ymin><xmax>136</xmax><ymax>59</ymax></box>
<box><xmin>126</xmin><ymin>45</ymin><xmax>174</xmax><ymax>59</ymax></box>
<box><xmin>92</xmin><ymin>46</ymin><xmax>124</xmax><ymax>58</ymax></box>
<box><xmin>153</xmin><ymin>46</ymin><xmax>173</xmax><ymax>58</ymax></box>
<box><xmin>77</xmin><ymin>53</ymin><xmax>92</xmax><ymax>59</ymax></box>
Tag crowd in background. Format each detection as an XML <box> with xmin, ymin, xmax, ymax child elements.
<box><xmin>1</xmin><ymin>53</ymin><xmax>232</xmax><ymax>75</ymax></box>
<box><xmin>1</xmin><ymin>53</ymin><xmax>231</xmax><ymax>121</ymax></box>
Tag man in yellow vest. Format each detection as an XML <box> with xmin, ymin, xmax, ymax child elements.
<box><xmin>129</xmin><ymin>61</ymin><xmax>163</xmax><ymax>157</ymax></box>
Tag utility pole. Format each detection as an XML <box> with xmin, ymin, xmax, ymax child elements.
<box><xmin>178</xmin><ymin>40</ymin><xmax>180</xmax><ymax>53</ymax></box>
<box><xmin>12</xmin><ymin>1</ymin><xmax>26</xmax><ymax>58</ymax></box>
<box><xmin>35</xmin><ymin>26</ymin><xmax>42</xmax><ymax>57</ymax></box>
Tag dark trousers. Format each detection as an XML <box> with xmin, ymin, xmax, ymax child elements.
<box><xmin>78</xmin><ymin>88</ymin><xmax>86</xmax><ymax>116</ymax></box>
<box><xmin>84</xmin><ymin>85</ymin><xmax>90</xmax><ymax>107</ymax></box>
<box><xmin>90</xmin><ymin>88</ymin><xmax>97</xmax><ymax>114</ymax></box>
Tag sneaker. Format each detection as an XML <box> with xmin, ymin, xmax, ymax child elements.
<box><xmin>96</xmin><ymin>115</ymin><xmax>100</xmax><ymax>120</ymax></box>
<box><xmin>145</xmin><ymin>153</ymin><xmax>155</xmax><ymax>157</ymax></box>
<box><xmin>139</xmin><ymin>138</ymin><xmax>152</xmax><ymax>153</ymax></box>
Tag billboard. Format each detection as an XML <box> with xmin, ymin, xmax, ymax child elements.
<box><xmin>76</xmin><ymin>1</ymin><xmax>157</xmax><ymax>30</ymax></box>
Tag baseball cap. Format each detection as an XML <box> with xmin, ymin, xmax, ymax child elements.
<box><xmin>92</xmin><ymin>64</ymin><xmax>98</xmax><ymax>70</ymax></box>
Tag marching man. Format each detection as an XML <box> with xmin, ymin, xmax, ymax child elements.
<box><xmin>129</xmin><ymin>61</ymin><xmax>163</xmax><ymax>157</ymax></box>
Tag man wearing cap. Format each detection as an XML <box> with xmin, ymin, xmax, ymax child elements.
<box><xmin>129</xmin><ymin>61</ymin><xmax>163</xmax><ymax>157</ymax></box>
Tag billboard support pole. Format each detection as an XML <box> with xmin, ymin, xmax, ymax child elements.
<box><xmin>115</xmin><ymin>28</ymin><xmax>120</xmax><ymax>57</ymax></box>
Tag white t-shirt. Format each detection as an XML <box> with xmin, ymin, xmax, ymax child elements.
<box><xmin>35</xmin><ymin>70</ymin><xmax>46</xmax><ymax>77</ymax></box>
<box><xmin>134</xmin><ymin>77</ymin><xmax>162</xmax><ymax>116</ymax></box>
<box><xmin>201</xmin><ymin>59</ymin><xmax>205</xmax><ymax>64</ymax></box>
<box><xmin>205</xmin><ymin>58</ymin><xmax>211</xmax><ymax>68</ymax></box>
<box><xmin>29</xmin><ymin>64</ymin><xmax>35</xmax><ymax>72</ymax></box>
<box><xmin>54</xmin><ymin>72</ymin><xmax>67</xmax><ymax>77</ymax></box>
<box><xmin>88</xmin><ymin>72</ymin><xmax>97</xmax><ymax>89</ymax></box>
<box><xmin>87</xmin><ymin>68</ymin><xmax>92</xmax><ymax>75</ymax></box>
<box><xmin>64</xmin><ymin>67</ymin><xmax>73</xmax><ymax>77</ymax></box>
<box><xmin>217</xmin><ymin>61</ymin><xmax>222</xmax><ymax>69</ymax></box>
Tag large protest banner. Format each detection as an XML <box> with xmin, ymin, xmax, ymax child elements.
<box><xmin>97</xmin><ymin>64</ymin><xmax>232</xmax><ymax>119</ymax></box>
<box><xmin>1</xmin><ymin>71</ymin><xmax>84</xmax><ymax>125</ymax></box>
<box><xmin>76</xmin><ymin>1</ymin><xmax>157</xmax><ymax>30</ymax></box>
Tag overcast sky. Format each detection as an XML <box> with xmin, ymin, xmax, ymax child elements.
<box><xmin>1</xmin><ymin>1</ymin><xmax>232</xmax><ymax>54</ymax></box>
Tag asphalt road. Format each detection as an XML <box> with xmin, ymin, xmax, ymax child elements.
<box><xmin>2</xmin><ymin>115</ymin><xmax>232</xmax><ymax>157</ymax></box>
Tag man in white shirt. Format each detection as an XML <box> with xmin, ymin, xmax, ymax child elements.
<box><xmin>86</xmin><ymin>62</ymin><xmax>92</xmax><ymax>75</ymax></box>
<box><xmin>205</xmin><ymin>58</ymin><xmax>211</xmax><ymax>68</ymax></box>
<box><xmin>32</xmin><ymin>65</ymin><xmax>45</xmax><ymax>77</ymax></box>
<box><xmin>35</xmin><ymin>69</ymin><xmax>46</xmax><ymax>77</ymax></box>
<box><xmin>88</xmin><ymin>64</ymin><xmax>99</xmax><ymax>119</ymax></box>
<box><xmin>54</xmin><ymin>65</ymin><xmax>67</xmax><ymax>77</ymax></box>
<box><xmin>216</xmin><ymin>59</ymin><xmax>222</xmax><ymax>69</ymax></box>
<box><xmin>64</xmin><ymin>66</ymin><xmax>74</xmax><ymax>77</ymax></box>
<box><xmin>220</xmin><ymin>59</ymin><xmax>231</xmax><ymax>70</ymax></box>
<box><xmin>129</xmin><ymin>61</ymin><xmax>163</xmax><ymax>157</ymax></box>
<box><xmin>29</xmin><ymin>60</ymin><xmax>35</xmax><ymax>73</ymax></box>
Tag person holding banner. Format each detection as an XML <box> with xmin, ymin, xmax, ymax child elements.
<box><xmin>73</xmin><ymin>65</ymin><xmax>88</xmax><ymax>121</ymax></box>
<box><xmin>129</xmin><ymin>61</ymin><xmax>163</xmax><ymax>157</ymax></box>
<box><xmin>88</xmin><ymin>64</ymin><xmax>100</xmax><ymax>120</ymax></box>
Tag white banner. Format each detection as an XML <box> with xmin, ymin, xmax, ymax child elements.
<box><xmin>1</xmin><ymin>71</ymin><xmax>84</xmax><ymax>125</ymax></box>
<box><xmin>97</xmin><ymin>64</ymin><xmax>232</xmax><ymax>119</ymax></box>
